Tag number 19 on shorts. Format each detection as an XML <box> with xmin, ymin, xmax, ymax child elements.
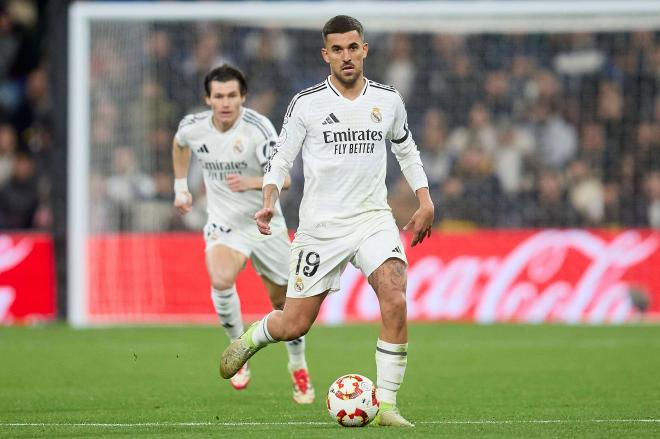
<box><xmin>296</xmin><ymin>250</ymin><xmax>320</xmax><ymax>277</ymax></box>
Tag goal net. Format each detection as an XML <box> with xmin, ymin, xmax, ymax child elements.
<box><xmin>68</xmin><ymin>1</ymin><xmax>660</xmax><ymax>326</ymax></box>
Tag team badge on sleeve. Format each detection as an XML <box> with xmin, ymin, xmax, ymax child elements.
<box><xmin>370</xmin><ymin>107</ymin><xmax>382</xmax><ymax>123</ymax></box>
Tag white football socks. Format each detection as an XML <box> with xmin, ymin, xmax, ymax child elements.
<box><xmin>211</xmin><ymin>287</ymin><xmax>244</xmax><ymax>341</ymax></box>
<box><xmin>375</xmin><ymin>339</ymin><xmax>408</xmax><ymax>405</ymax></box>
<box><xmin>285</xmin><ymin>336</ymin><xmax>307</xmax><ymax>369</ymax></box>
<box><xmin>250</xmin><ymin>311</ymin><xmax>277</xmax><ymax>347</ymax></box>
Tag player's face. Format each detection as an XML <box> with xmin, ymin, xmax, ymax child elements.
<box><xmin>321</xmin><ymin>31</ymin><xmax>368</xmax><ymax>87</ymax></box>
<box><xmin>205</xmin><ymin>79</ymin><xmax>246</xmax><ymax>131</ymax></box>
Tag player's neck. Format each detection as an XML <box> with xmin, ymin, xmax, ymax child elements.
<box><xmin>329</xmin><ymin>75</ymin><xmax>365</xmax><ymax>101</ymax></box>
<box><xmin>211</xmin><ymin>112</ymin><xmax>240</xmax><ymax>133</ymax></box>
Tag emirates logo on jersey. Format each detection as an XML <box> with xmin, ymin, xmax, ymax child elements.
<box><xmin>370</xmin><ymin>107</ymin><xmax>382</xmax><ymax>123</ymax></box>
<box><xmin>233</xmin><ymin>138</ymin><xmax>245</xmax><ymax>154</ymax></box>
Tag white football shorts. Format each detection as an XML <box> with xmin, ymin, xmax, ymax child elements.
<box><xmin>203</xmin><ymin>221</ymin><xmax>290</xmax><ymax>286</ymax></box>
<box><xmin>285</xmin><ymin>214</ymin><xmax>407</xmax><ymax>298</ymax></box>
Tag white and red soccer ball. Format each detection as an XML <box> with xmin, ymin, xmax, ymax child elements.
<box><xmin>326</xmin><ymin>374</ymin><xmax>379</xmax><ymax>427</ymax></box>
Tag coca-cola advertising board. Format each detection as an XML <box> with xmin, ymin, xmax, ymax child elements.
<box><xmin>0</xmin><ymin>233</ymin><xmax>57</xmax><ymax>323</ymax></box>
<box><xmin>87</xmin><ymin>230</ymin><xmax>660</xmax><ymax>324</ymax></box>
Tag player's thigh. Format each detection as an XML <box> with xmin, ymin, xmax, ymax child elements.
<box><xmin>250</xmin><ymin>229</ymin><xmax>290</xmax><ymax>287</ymax></box>
<box><xmin>203</xmin><ymin>222</ymin><xmax>250</xmax><ymax>286</ymax></box>
<box><xmin>352</xmin><ymin>221</ymin><xmax>408</xmax><ymax>280</ymax></box>
<box><xmin>286</xmin><ymin>233</ymin><xmax>352</xmax><ymax>299</ymax></box>
<box><xmin>205</xmin><ymin>244</ymin><xmax>248</xmax><ymax>287</ymax></box>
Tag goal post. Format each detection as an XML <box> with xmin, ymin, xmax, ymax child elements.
<box><xmin>68</xmin><ymin>1</ymin><xmax>660</xmax><ymax>327</ymax></box>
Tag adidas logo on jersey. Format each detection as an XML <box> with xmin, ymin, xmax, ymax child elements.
<box><xmin>321</xmin><ymin>113</ymin><xmax>340</xmax><ymax>125</ymax></box>
<box><xmin>197</xmin><ymin>144</ymin><xmax>210</xmax><ymax>154</ymax></box>
<box><xmin>392</xmin><ymin>246</ymin><xmax>402</xmax><ymax>254</ymax></box>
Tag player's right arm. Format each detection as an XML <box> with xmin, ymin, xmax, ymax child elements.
<box><xmin>256</xmin><ymin>95</ymin><xmax>308</xmax><ymax>234</ymax></box>
<box><xmin>172</xmin><ymin>135</ymin><xmax>193</xmax><ymax>215</ymax></box>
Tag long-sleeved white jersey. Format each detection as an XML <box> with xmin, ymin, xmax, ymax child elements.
<box><xmin>175</xmin><ymin>107</ymin><xmax>286</xmax><ymax>235</ymax></box>
<box><xmin>264</xmin><ymin>76</ymin><xmax>427</xmax><ymax>238</ymax></box>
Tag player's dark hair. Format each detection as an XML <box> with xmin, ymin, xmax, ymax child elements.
<box><xmin>322</xmin><ymin>15</ymin><xmax>364</xmax><ymax>42</ymax></box>
<box><xmin>204</xmin><ymin>64</ymin><xmax>248</xmax><ymax>97</ymax></box>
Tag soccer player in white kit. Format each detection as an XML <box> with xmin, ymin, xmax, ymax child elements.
<box><xmin>172</xmin><ymin>65</ymin><xmax>314</xmax><ymax>403</ymax></box>
<box><xmin>220</xmin><ymin>17</ymin><xmax>434</xmax><ymax>426</ymax></box>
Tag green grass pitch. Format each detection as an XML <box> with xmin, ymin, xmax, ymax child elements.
<box><xmin>1</xmin><ymin>323</ymin><xmax>659</xmax><ymax>438</ymax></box>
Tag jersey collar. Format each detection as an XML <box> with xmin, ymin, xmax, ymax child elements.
<box><xmin>326</xmin><ymin>76</ymin><xmax>370</xmax><ymax>100</ymax></box>
<box><xmin>208</xmin><ymin>107</ymin><xmax>244</xmax><ymax>135</ymax></box>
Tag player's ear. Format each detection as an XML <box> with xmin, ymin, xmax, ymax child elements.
<box><xmin>363</xmin><ymin>42</ymin><xmax>368</xmax><ymax>58</ymax></box>
<box><xmin>321</xmin><ymin>47</ymin><xmax>330</xmax><ymax>64</ymax></box>
<box><xmin>204</xmin><ymin>95</ymin><xmax>211</xmax><ymax>106</ymax></box>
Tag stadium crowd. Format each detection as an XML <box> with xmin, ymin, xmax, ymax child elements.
<box><xmin>1</xmin><ymin>2</ymin><xmax>660</xmax><ymax>231</ymax></box>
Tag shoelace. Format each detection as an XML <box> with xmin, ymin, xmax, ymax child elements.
<box><xmin>292</xmin><ymin>369</ymin><xmax>309</xmax><ymax>393</ymax></box>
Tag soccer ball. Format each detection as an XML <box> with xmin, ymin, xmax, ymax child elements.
<box><xmin>326</xmin><ymin>374</ymin><xmax>379</xmax><ymax>427</ymax></box>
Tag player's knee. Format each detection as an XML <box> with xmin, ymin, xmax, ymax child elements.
<box><xmin>209</xmin><ymin>271</ymin><xmax>235</xmax><ymax>290</ymax></box>
<box><xmin>270</xmin><ymin>296</ymin><xmax>285</xmax><ymax>311</ymax></box>
<box><xmin>381</xmin><ymin>290</ymin><xmax>407</xmax><ymax>317</ymax></box>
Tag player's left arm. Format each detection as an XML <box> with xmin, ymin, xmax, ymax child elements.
<box><xmin>226</xmin><ymin>174</ymin><xmax>291</xmax><ymax>192</ymax></box>
<box><xmin>389</xmin><ymin>96</ymin><xmax>434</xmax><ymax>247</ymax></box>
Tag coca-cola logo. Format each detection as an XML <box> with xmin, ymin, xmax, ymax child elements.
<box><xmin>0</xmin><ymin>235</ymin><xmax>34</xmax><ymax>321</ymax></box>
<box><xmin>319</xmin><ymin>230</ymin><xmax>659</xmax><ymax>324</ymax></box>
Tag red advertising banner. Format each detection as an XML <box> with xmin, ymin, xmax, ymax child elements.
<box><xmin>0</xmin><ymin>233</ymin><xmax>56</xmax><ymax>324</ymax></box>
<box><xmin>87</xmin><ymin>230</ymin><xmax>660</xmax><ymax>324</ymax></box>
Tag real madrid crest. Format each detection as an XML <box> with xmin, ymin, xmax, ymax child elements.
<box><xmin>232</xmin><ymin>138</ymin><xmax>245</xmax><ymax>154</ymax></box>
<box><xmin>370</xmin><ymin>107</ymin><xmax>382</xmax><ymax>123</ymax></box>
<box><xmin>294</xmin><ymin>275</ymin><xmax>304</xmax><ymax>292</ymax></box>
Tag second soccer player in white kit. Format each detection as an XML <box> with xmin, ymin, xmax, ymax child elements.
<box><xmin>173</xmin><ymin>64</ymin><xmax>314</xmax><ymax>403</ymax></box>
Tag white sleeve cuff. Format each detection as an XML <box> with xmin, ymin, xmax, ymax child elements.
<box><xmin>401</xmin><ymin>163</ymin><xmax>429</xmax><ymax>192</ymax></box>
<box><xmin>263</xmin><ymin>172</ymin><xmax>285</xmax><ymax>193</ymax></box>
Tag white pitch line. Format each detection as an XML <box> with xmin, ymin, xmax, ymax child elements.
<box><xmin>0</xmin><ymin>419</ymin><xmax>659</xmax><ymax>427</ymax></box>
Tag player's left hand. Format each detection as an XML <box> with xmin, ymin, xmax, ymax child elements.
<box><xmin>226</xmin><ymin>174</ymin><xmax>249</xmax><ymax>192</ymax></box>
<box><xmin>403</xmin><ymin>201</ymin><xmax>434</xmax><ymax>247</ymax></box>
<box><xmin>254</xmin><ymin>207</ymin><xmax>274</xmax><ymax>235</ymax></box>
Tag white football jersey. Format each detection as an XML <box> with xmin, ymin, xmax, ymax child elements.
<box><xmin>175</xmin><ymin>108</ymin><xmax>286</xmax><ymax>235</ymax></box>
<box><xmin>264</xmin><ymin>77</ymin><xmax>425</xmax><ymax>238</ymax></box>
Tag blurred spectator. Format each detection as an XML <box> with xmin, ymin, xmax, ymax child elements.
<box><xmin>417</xmin><ymin>108</ymin><xmax>452</xmax><ymax>190</ymax></box>
<box><xmin>577</xmin><ymin>121</ymin><xmax>606</xmax><ymax>177</ymax></box>
<box><xmin>0</xmin><ymin>122</ymin><xmax>17</xmax><ymax>186</ymax></box>
<box><xmin>381</xmin><ymin>33</ymin><xmax>416</xmax><ymax>101</ymax></box>
<box><xmin>179</xmin><ymin>25</ymin><xmax>235</xmax><ymax>111</ymax></box>
<box><xmin>89</xmin><ymin>172</ymin><xmax>115</xmax><ymax>233</ymax></box>
<box><xmin>566</xmin><ymin>159</ymin><xmax>604</xmax><ymax>226</ymax></box>
<box><xmin>483</xmin><ymin>70</ymin><xmax>513</xmax><ymax>122</ymax></box>
<box><xmin>448</xmin><ymin>146</ymin><xmax>505</xmax><ymax>227</ymax></box>
<box><xmin>0</xmin><ymin>150</ymin><xmax>38</xmax><ymax>229</ymax></box>
<box><xmin>528</xmin><ymin>99</ymin><xmax>577</xmax><ymax>169</ymax></box>
<box><xmin>447</xmin><ymin>102</ymin><xmax>498</xmax><ymax>156</ymax></box>
<box><xmin>522</xmin><ymin>170</ymin><xmax>581</xmax><ymax>227</ymax></box>
<box><xmin>243</xmin><ymin>28</ymin><xmax>292</xmax><ymax>120</ymax></box>
<box><xmin>129</xmin><ymin>80</ymin><xmax>177</xmax><ymax>150</ymax></box>
<box><xmin>642</xmin><ymin>170</ymin><xmax>660</xmax><ymax>228</ymax></box>
<box><xmin>492</xmin><ymin>120</ymin><xmax>535</xmax><ymax>195</ymax></box>
<box><xmin>12</xmin><ymin>64</ymin><xmax>50</xmax><ymax>136</ymax></box>
<box><xmin>105</xmin><ymin>146</ymin><xmax>156</xmax><ymax>230</ymax></box>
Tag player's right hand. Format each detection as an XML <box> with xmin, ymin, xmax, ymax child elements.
<box><xmin>254</xmin><ymin>207</ymin><xmax>274</xmax><ymax>235</ymax></box>
<box><xmin>174</xmin><ymin>191</ymin><xmax>193</xmax><ymax>215</ymax></box>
